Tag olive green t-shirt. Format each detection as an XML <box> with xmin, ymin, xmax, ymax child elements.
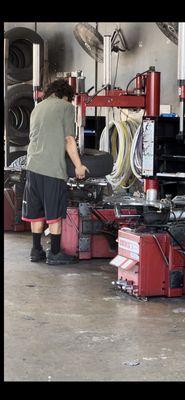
<box><xmin>26</xmin><ymin>96</ymin><xmax>75</xmax><ymax>180</ymax></box>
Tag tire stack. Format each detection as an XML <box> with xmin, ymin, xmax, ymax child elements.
<box><xmin>4</xmin><ymin>27</ymin><xmax>113</xmax><ymax>182</ymax></box>
<box><xmin>4</xmin><ymin>27</ymin><xmax>44</xmax><ymax>164</ymax></box>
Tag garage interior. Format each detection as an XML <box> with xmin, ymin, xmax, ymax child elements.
<box><xmin>4</xmin><ymin>21</ymin><xmax>185</xmax><ymax>382</ymax></box>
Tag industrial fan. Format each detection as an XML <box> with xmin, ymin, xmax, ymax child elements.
<box><xmin>73</xmin><ymin>22</ymin><xmax>128</xmax><ymax>63</ymax></box>
<box><xmin>156</xmin><ymin>22</ymin><xmax>178</xmax><ymax>45</ymax></box>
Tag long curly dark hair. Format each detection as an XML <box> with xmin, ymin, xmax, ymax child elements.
<box><xmin>43</xmin><ymin>78</ymin><xmax>75</xmax><ymax>102</ymax></box>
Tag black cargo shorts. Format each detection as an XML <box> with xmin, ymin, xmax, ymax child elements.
<box><xmin>22</xmin><ymin>171</ymin><xmax>68</xmax><ymax>223</ymax></box>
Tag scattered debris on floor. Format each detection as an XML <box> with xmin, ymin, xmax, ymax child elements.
<box><xmin>122</xmin><ymin>360</ymin><xmax>140</xmax><ymax>366</ymax></box>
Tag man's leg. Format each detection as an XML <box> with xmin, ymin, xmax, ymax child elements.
<box><xmin>31</xmin><ymin>221</ymin><xmax>45</xmax><ymax>234</ymax></box>
<box><xmin>22</xmin><ymin>171</ymin><xmax>46</xmax><ymax>262</ymax></box>
<box><xmin>31</xmin><ymin>220</ymin><xmax>45</xmax><ymax>249</ymax></box>
<box><xmin>49</xmin><ymin>220</ymin><xmax>61</xmax><ymax>255</ymax></box>
<box><xmin>46</xmin><ymin>219</ymin><xmax>77</xmax><ymax>265</ymax></box>
<box><xmin>42</xmin><ymin>175</ymin><xmax>77</xmax><ymax>265</ymax></box>
<box><xmin>30</xmin><ymin>220</ymin><xmax>46</xmax><ymax>262</ymax></box>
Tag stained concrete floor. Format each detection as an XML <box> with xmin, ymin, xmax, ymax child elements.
<box><xmin>4</xmin><ymin>232</ymin><xmax>185</xmax><ymax>382</ymax></box>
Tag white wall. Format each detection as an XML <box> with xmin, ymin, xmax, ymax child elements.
<box><xmin>4</xmin><ymin>21</ymin><xmax>179</xmax><ymax>114</ymax></box>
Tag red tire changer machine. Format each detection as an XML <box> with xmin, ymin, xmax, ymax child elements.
<box><xmin>110</xmin><ymin>25</ymin><xmax>185</xmax><ymax>298</ymax></box>
<box><xmin>110</xmin><ymin>123</ymin><xmax>185</xmax><ymax>299</ymax></box>
<box><xmin>62</xmin><ymin>32</ymin><xmax>185</xmax><ymax>299</ymax></box>
<box><xmin>61</xmin><ymin>34</ymin><xmax>166</xmax><ymax>262</ymax></box>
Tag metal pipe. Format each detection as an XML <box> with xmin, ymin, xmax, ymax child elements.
<box><xmin>74</xmin><ymin>94</ymin><xmax>78</xmax><ymax>140</ymax></box>
<box><xmin>77</xmin><ymin>95</ymin><xmax>86</xmax><ymax>155</ymax></box>
<box><xmin>114</xmin><ymin>205</ymin><xmax>140</xmax><ymax>219</ymax></box>
<box><xmin>146</xmin><ymin>188</ymin><xmax>158</xmax><ymax>202</ymax></box>
<box><xmin>95</xmin><ymin>22</ymin><xmax>98</xmax><ymax>148</ymax></box>
<box><xmin>95</xmin><ymin>22</ymin><xmax>98</xmax><ymax>93</ymax></box>
<box><xmin>135</xmin><ymin>74</ymin><xmax>142</xmax><ymax>95</ymax></box>
<box><xmin>104</xmin><ymin>108</ymin><xmax>110</xmax><ymax>152</ymax></box>
<box><xmin>179</xmin><ymin>101</ymin><xmax>185</xmax><ymax>135</ymax></box>
<box><xmin>4</xmin><ymin>38</ymin><xmax>9</xmax><ymax>167</ymax></box>
<box><xmin>115</xmin><ymin>214</ymin><xmax>141</xmax><ymax>218</ymax></box>
<box><xmin>177</xmin><ymin>22</ymin><xmax>185</xmax><ymax>141</ymax></box>
<box><xmin>103</xmin><ymin>35</ymin><xmax>112</xmax><ymax>87</ymax></box>
<box><xmin>143</xmin><ymin>70</ymin><xmax>160</xmax><ymax>207</ymax></box>
<box><xmin>43</xmin><ymin>40</ymin><xmax>49</xmax><ymax>89</ymax></box>
<box><xmin>103</xmin><ymin>35</ymin><xmax>112</xmax><ymax>153</ymax></box>
<box><xmin>78</xmin><ymin>126</ymin><xmax>85</xmax><ymax>155</ymax></box>
<box><xmin>33</xmin><ymin>43</ymin><xmax>40</xmax><ymax>105</ymax></box>
<box><xmin>33</xmin><ymin>44</ymin><xmax>40</xmax><ymax>86</ymax></box>
<box><xmin>177</xmin><ymin>23</ymin><xmax>185</xmax><ymax>82</ymax></box>
<box><xmin>144</xmin><ymin>178</ymin><xmax>159</xmax><ymax>202</ymax></box>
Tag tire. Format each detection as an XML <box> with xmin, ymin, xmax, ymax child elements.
<box><xmin>143</xmin><ymin>205</ymin><xmax>170</xmax><ymax>225</ymax></box>
<box><xmin>7</xmin><ymin>83</ymin><xmax>34</xmax><ymax>146</ymax></box>
<box><xmin>8</xmin><ymin>151</ymin><xmax>27</xmax><ymax>166</ymax></box>
<box><xmin>66</xmin><ymin>148</ymin><xmax>113</xmax><ymax>178</ymax></box>
<box><xmin>5</xmin><ymin>27</ymin><xmax>44</xmax><ymax>84</ymax></box>
<box><xmin>156</xmin><ymin>22</ymin><xmax>178</xmax><ymax>45</ymax></box>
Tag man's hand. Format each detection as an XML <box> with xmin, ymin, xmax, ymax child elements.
<box><xmin>75</xmin><ymin>164</ymin><xmax>89</xmax><ymax>179</ymax></box>
<box><xmin>65</xmin><ymin>136</ymin><xmax>89</xmax><ymax>179</ymax></box>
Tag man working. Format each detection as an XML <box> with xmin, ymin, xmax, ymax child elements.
<box><xmin>22</xmin><ymin>78</ymin><xmax>88</xmax><ymax>265</ymax></box>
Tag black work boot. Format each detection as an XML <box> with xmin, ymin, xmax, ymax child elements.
<box><xmin>46</xmin><ymin>250</ymin><xmax>78</xmax><ymax>265</ymax></box>
<box><xmin>30</xmin><ymin>247</ymin><xmax>46</xmax><ymax>262</ymax></box>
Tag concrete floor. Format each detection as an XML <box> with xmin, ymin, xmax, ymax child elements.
<box><xmin>4</xmin><ymin>232</ymin><xmax>185</xmax><ymax>382</ymax></box>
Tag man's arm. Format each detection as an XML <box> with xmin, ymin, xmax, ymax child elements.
<box><xmin>65</xmin><ymin>135</ymin><xmax>89</xmax><ymax>179</ymax></box>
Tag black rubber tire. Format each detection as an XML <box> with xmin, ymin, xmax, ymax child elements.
<box><xmin>156</xmin><ymin>22</ymin><xmax>178</xmax><ymax>45</ymax></box>
<box><xmin>143</xmin><ymin>206</ymin><xmax>170</xmax><ymax>225</ymax></box>
<box><xmin>66</xmin><ymin>148</ymin><xmax>113</xmax><ymax>178</ymax></box>
<box><xmin>8</xmin><ymin>151</ymin><xmax>27</xmax><ymax>166</ymax></box>
<box><xmin>7</xmin><ymin>83</ymin><xmax>34</xmax><ymax>146</ymax></box>
<box><xmin>5</xmin><ymin>27</ymin><xmax>44</xmax><ymax>84</ymax></box>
